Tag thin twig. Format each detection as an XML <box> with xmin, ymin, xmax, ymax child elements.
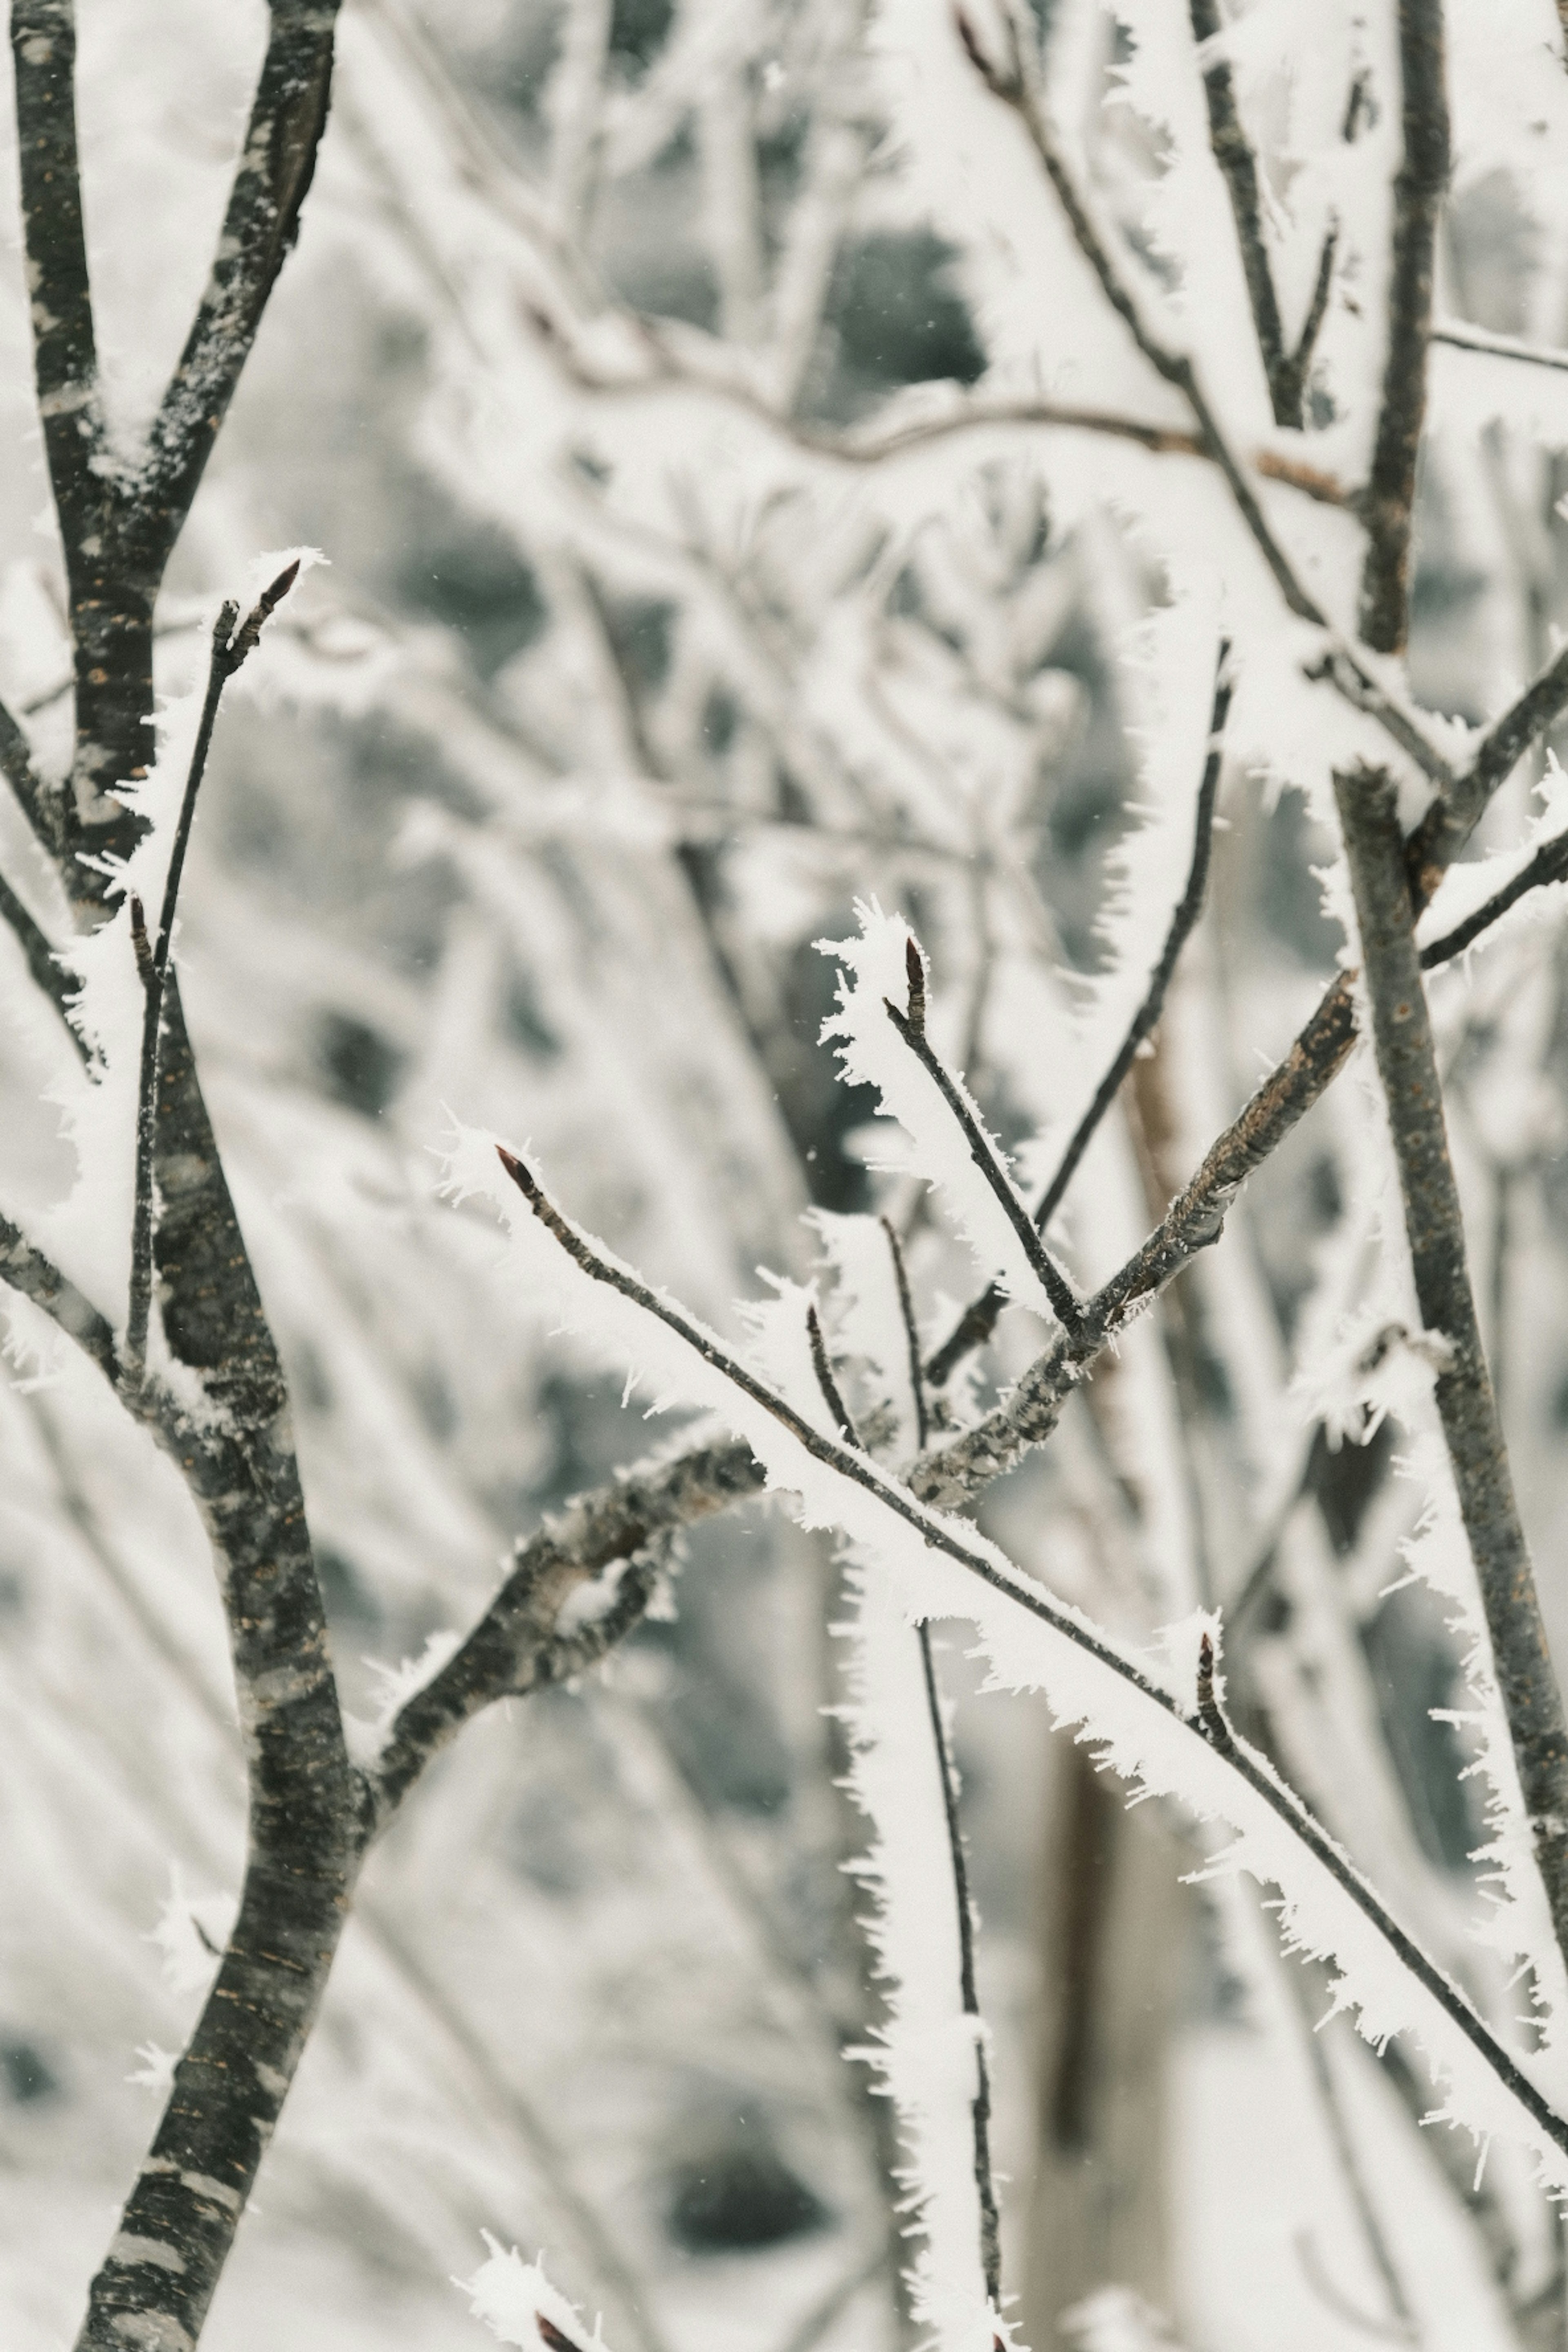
<box><xmin>1407</xmin><ymin>642</ymin><xmax>1568</xmax><ymax>898</ymax></box>
<box><xmin>881</xmin><ymin>1216</ymin><xmax>929</xmax><ymax>1451</ymax></box>
<box><xmin>806</xmin><ymin>1290</ymin><xmax>1001</xmax><ymax>2304</ymax></box>
<box><xmin>126</xmin><ymin>567</ymin><xmax>298</xmax><ymax>1369</ymax></box>
<box><xmin>916</xmin><ymin>1621</ymin><xmax>1002</xmax><ymax>2307</ymax></box>
<box><xmin>492</xmin><ymin>1145</ymin><xmax>1568</xmax><ymax>2162</ymax></box>
<box><xmin>957</xmin><ymin>8</ymin><xmax>1453</xmax><ymax>788</ymax></box>
<box><xmin>886</xmin><ymin>938</ymin><xmax>1083</xmax><ymax>1332</ymax></box>
<box><xmin>1187</xmin><ymin>0</ymin><xmax>1292</xmax><ymax>423</ymax></box>
<box><xmin>927</xmin><ymin>642</ymin><xmax>1233</xmax><ymax>1384</ymax></box>
<box><xmin>1419</xmin><ymin>826</ymin><xmax>1568</xmax><ymax>966</ymax></box>
<box><xmin>1336</xmin><ymin>764</ymin><xmax>1568</xmax><ymax>1970</ymax></box>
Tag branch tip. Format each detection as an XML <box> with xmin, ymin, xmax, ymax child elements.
<box><xmin>904</xmin><ymin>933</ymin><xmax>927</xmax><ymax>1035</ymax></box>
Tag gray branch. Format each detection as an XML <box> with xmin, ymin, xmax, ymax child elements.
<box><xmin>1334</xmin><ymin>764</ymin><xmax>1568</xmax><ymax>1969</ymax></box>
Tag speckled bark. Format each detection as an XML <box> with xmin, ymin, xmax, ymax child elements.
<box><xmin>77</xmin><ymin>973</ymin><xmax>366</xmax><ymax>2352</ymax></box>
<box><xmin>1335</xmin><ymin>765</ymin><xmax>1568</xmax><ymax>1971</ymax></box>
<box><xmin>10</xmin><ymin>0</ymin><xmax>342</xmax><ymax>906</ymax></box>
<box><xmin>1356</xmin><ymin>0</ymin><xmax>1449</xmax><ymax>653</ymax></box>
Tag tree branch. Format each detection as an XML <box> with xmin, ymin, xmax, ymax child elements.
<box><xmin>1334</xmin><ymin>764</ymin><xmax>1568</xmax><ymax>1969</ymax></box>
<box><xmin>10</xmin><ymin>0</ymin><xmax>105</xmax><ymax>570</ymax></box>
<box><xmin>958</xmin><ymin>9</ymin><xmax>1452</xmax><ymax>788</ymax></box>
<box><xmin>127</xmin><ymin>569</ymin><xmax>298</xmax><ymax>1370</ymax></box>
<box><xmin>370</xmin><ymin>1437</ymin><xmax>764</xmax><ymax>1822</ymax></box>
<box><xmin>1187</xmin><ymin>0</ymin><xmax>1295</xmax><ymax>424</ymax></box>
<box><xmin>136</xmin><ymin>2</ymin><xmax>342</xmax><ymax>564</ymax></box>
<box><xmin>1356</xmin><ymin>0</ymin><xmax>1449</xmax><ymax>653</ymax></box>
<box><xmin>885</xmin><ymin>938</ymin><xmax>1083</xmax><ymax>1334</ymax></box>
<box><xmin>915</xmin><ymin>1619</ymin><xmax>1002</xmax><ymax>2307</ymax></box>
<box><xmin>0</xmin><ymin>864</ymin><xmax>86</xmax><ymax>1054</ymax></box>
<box><xmin>1419</xmin><ymin>828</ymin><xmax>1568</xmax><ymax>968</ymax></box>
<box><xmin>0</xmin><ymin>1209</ymin><xmax>118</xmax><ymax>1376</ymax></box>
<box><xmin>491</xmin><ymin>1147</ymin><xmax>1568</xmax><ymax>2163</ymax></box>
<box><xmin>927</xmin><ymin>641</ymin><xmax>1233</xmax><ymax>1385</ymax></box>
<box><xmin>0</xmin><ymin>694</ymin><xmax>63</xmax><ymax>857</ymax></box>
<box><xmin>76</xmin><ymin>960</ymin><xmax>361</xmax><ymax>2352</ymax></box>
<box><xmin>1407</xmin><ymin>641</ymin><xmax>1568</xmax><ymax>898</ymax></box>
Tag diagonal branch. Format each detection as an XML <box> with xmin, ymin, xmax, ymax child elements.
<box><xmin>370</xmin><ymin>1438</ymin><xmax>763</xmax><ymax>1821</ymax></box>
<box><xmin>1334</xmin><ymin>764</ymin><xmax>1568</xmax><ymax>1971</ymax></box>
<box><xmin>1187</xmin><ymin>0</ymin><xmax>1292</xmax><ymax>423</ymax></box>
<box><xmin>927</xmin><ymin>642</ymin><xmax>1233</xmax><ymax>1385</ymax></box>
<box><xmin>1356</xmin><ymin>0</ymin><xmax>1449</xmax><ymax>653</ymax></box>
<box><xmin>0</xmin><ymin>695</ymin><xmax>63</xmax><ymax>858</ymax></box>
<box><xmin>1418</xmin><ymin>828</ymin><xmax>1568</xmax><ymax>967</ymax></box>
<box><xmin>136</xmin><ymin>2</ymin><xmax>343</xmax><ymax>564</ymax></box>
<box><xmin>885</xmin><ymin>939</ymin><xmax>1083</xmax><ymax>1332</ymax></box>
<box><xmin>0</xmin><ymin>1209</ymin><xmax>118</xmax><ymax>1377</ymax></box>
<box><xmin>1407</xmin><ymin>641</ymin><xmax>1568</xmax><ymax>898</ymax></box>
<box><xmin>0</xmin><ymin>866</ymin><xmax>86</xmax><ymax>1055</ymax></box>
<box><xmin>491</xmin><ymin>1146</ymin><xmax>1568</xmax><ymax>2164</ymax></box>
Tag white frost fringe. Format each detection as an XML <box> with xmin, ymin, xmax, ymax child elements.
<box><xmin>443</xmin><ymin>1127</ymin><xmax>1568</xmax><ymax>2209</ymax></box>
<box><xmin>842</xmin><ymin>1553</ymin><xmax>999</xmax><ymax>2352</ymax></box>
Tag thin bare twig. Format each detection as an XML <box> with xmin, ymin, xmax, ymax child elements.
<box><xmin>126</xmin><ymin>566</ymin><xmax>298</xmax><ymax>1370</ymax></box>
<box><xmin>492</xmin><ymin>1145</ymin><xmax>1568</xmax><ymax>2160</ymax></box>
<box><xmin>1187</xmin><ymin>2</ymin><xmax>1335</xmax><ymax>426</ymax></box>
<box><xmin>1336</xmin><ymin>764</ymin><xmax>1568</xmax><ymax>1970</ymax></box>
<box><xmin>886</xmin><ymin>938</ymin><xmax>1083</xmax><ymax>1333</ymax></box>
<box><xmin>927</xmin><ymin>641</ymin><xmax>1233</xmax><ymax>1385</ymax></box>
<box><xmin>916</xmin><ymin>1621</ymin><xmax>1002</xmax><ymax>2307</ymax></box>
<box><xmin>881</xmin><ymin>1215</ymin><xmax>929</xmax><ymax>1451</ymax></box>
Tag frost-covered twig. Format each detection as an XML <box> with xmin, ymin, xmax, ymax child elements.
<box><xmin>928</xmin><ymin>639</ymin><xmax>1233</xmax><ymax>1385</ymax></box>
<box><xmin>884</xmin><ymin>937</ymin><xmax>1083</xmax><ymax>1333</ymax></box>
<box><xmin>486</xmin><ymin>1144</ymin><xmax>1568</xmax><ymax>2163</ymax></box>
<box><xmin>371</xmin><ymin>1437</ymin><xmax>762</xmax><ymax>1820</ymax></box>
<box><xmin>1186</xmin><ymin>0</ymin><xmax>1335</xmax><ymax>428</ymax></box>
<box><xmin>915</xmin><ymin>1620</ymin><xmax>1002</xmax><ymax>2307</ymax></box>
<box><xmin>138</xmin><ymin>5</ymin><xmax>342</xmax><ymax>551</ymax></box>
<box><xmin>127</xmin><ymin>567</ymin><xmax>298</xmax><ymax>1370</ymax></box>
<box><xmin>806</xmin><ymin>1290</ymin><xmax>1002</xmax><ymax>2308</ymax></box>
<box><xmin>1334</xmin><ymin>764</ymin><xmax>1568</xmax><ymax>1971</ymax></box>
<box><xmin>957</xmin><ymin>5</ymin><xmax>1452</xmax><ymax>790</ymax></box>
<box><xmin>1409</xmin><ymin>642</ymin><xmax>1568</xmax><ymax>896</ymax></box>
<box><xmin>1419</xmin><ymin>825</ymin><xmax>1568</xmax><ymax>967</ymax></box>
<box><xmin>1356</xmin><ymin>0</ymin><xmax>1448</xmax><ymax>653</ymax></box>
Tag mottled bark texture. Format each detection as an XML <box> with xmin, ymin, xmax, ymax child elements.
<box><xmin>1356</xmin><ymin>0</ymin><xmax>1450</xmax><ymax>652</ymax></box>
<box><xmin>1334</xmin><ymin>766</ymin><xmax>1568</xmax><ymax>1970</ymax></box>
<box><xmin>10</xmin><ymin>0</ymin><xmax>341</xmax><ymax>905</ymax></box>
<box><xmin>78</xmin><ymin>971</ymin><xmax>365</xmax><ymax>2352</ymax></box>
